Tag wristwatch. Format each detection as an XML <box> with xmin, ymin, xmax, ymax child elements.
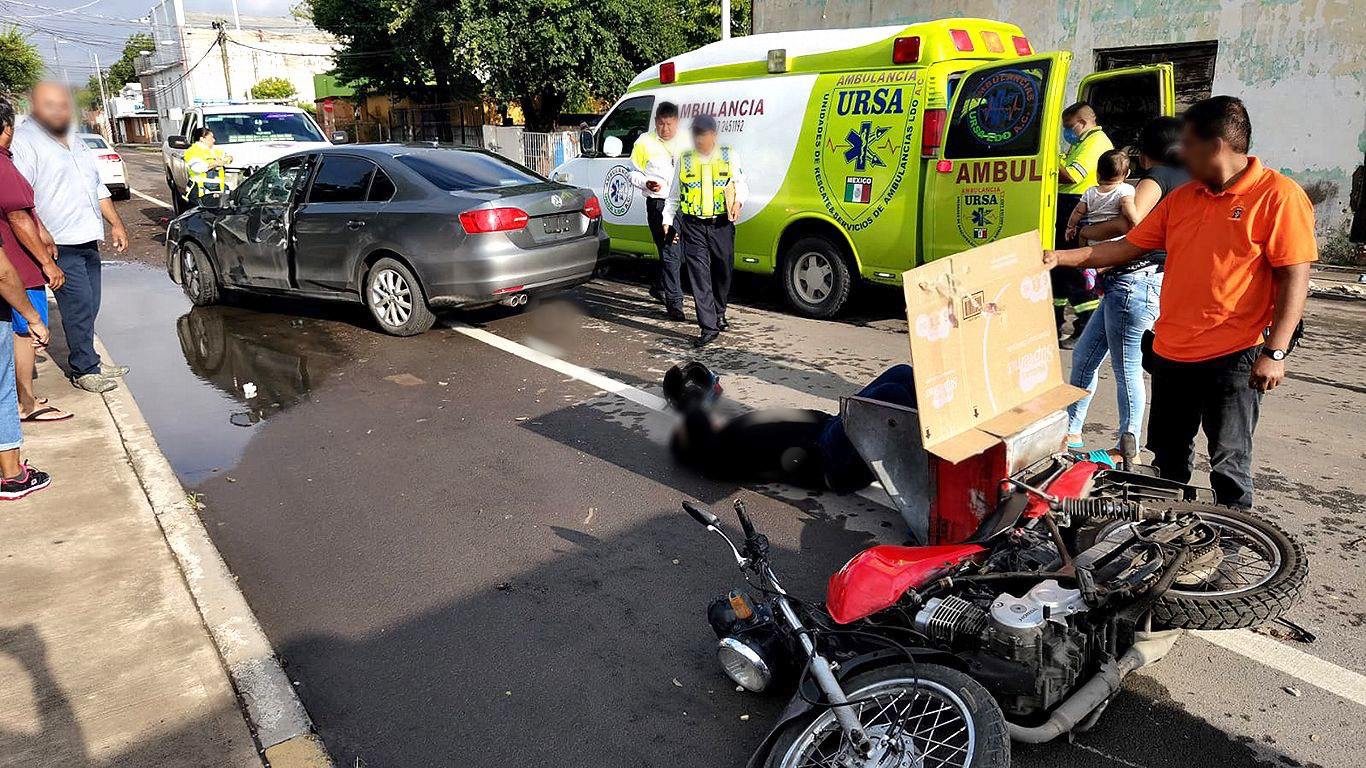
<box><xmin>1261</xmin><ymin>347</ymin><xmax>1287</xmax><ymax>361</ymax></box>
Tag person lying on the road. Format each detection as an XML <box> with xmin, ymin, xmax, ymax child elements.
<box><xmin>664</xmin><ymin>362</ymin><xmax>916</xmax><ymax>492</ymax></box>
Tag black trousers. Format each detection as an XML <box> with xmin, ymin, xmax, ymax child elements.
<box><xmin>677</xmin><ymin>214</ymin><xmax>734</xmax><ymax>333</ymax></box>
<box><xmin>1147</xmin><ymin>345</ymin><xmax>1262</xmax><ymax>508</ymax></box>
<box><xmin>645</xmin><ymin>197</ymin><xmax>683</xmax><ymax>311</ymax></box>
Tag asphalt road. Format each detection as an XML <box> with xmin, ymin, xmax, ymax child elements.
<box><xmin>87</xmin><ymin>148</ymin><xmax>1366</xmax><ymax>767</ymax></box>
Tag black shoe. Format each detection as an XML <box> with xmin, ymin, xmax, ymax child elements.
<box><xmin>648</xmin><ymin>286</ymin><xmax>666</xmax><ymax>305</ymax></box>
<box><xmin>666</xmin><ymin>308</ymin><xmax>687</xmax><ymax>322</ymax></box>
<box><xmin>718</xmin><ymin>315</ymin><xmax>730</xmax><ymax>331</ymax></box>
<box><xmin>693</xmin><ymin>331</ymin><xmax>720</xmax><ymax>348</ymax></box>
<box><xmin>0</xmin><ymin>465</ymin><xmax>51</xmax><ymax>501</ymax></box>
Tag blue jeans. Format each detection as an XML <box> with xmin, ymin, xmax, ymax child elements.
<box><xmin>0</xmin><ymin>320</ymin><xmax>19</xmax><ymax>451</ymax></box>
<box><xmin>819</xmin><ymin>364</ymin><xmax>917</xmax><ymax>492</ymax></box>
<box><xmin>53</xmin><ymin>242</ymin><xmax>103</xmax><ymax>376</ymax></box>
<box><xmin>1066</xmin><ymin>270</ymin><xmax>1162</xmax><ymax>448</ymax></box>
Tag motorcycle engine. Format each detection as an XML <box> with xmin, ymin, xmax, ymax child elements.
<box><xmin>913</xmin><ymin>579</ymin><xmax>1091</xmax><ymax>719</ymax></box>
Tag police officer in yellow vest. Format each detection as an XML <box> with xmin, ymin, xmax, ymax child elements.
<box><xmin>628</xmin><ymin>101</ymin><xmax>687</xmax><ymax>320</ymax></box>
<box><xmin>1053</xmin><ymin>102</ymin><xmax>1112</xmax><ymax>344</ymax></box>
<box><xmin>183</xmin><ymin>127</ymin><xmax>232</xmax><ymax>207</ymax></box>
<box><xmin>664</xmin><ymin>114</ymin><xmax>748</xmax><ymax>348</ymax></box>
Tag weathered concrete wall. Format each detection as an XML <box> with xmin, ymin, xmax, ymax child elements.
<box><xmin>755</xmin><ymin>0</ymin><xmax>1365</xmax><ymax>238</ymax></box>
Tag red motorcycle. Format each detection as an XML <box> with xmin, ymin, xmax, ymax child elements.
<box><xmin>682</xmin><ymin>395</ymin><xmax>1306</xmax><ymax>768</ymax></box>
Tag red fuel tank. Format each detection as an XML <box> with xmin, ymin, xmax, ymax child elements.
<box><xmin>826</xmin><ymin>543</ymin><xmax>986</xmax><ymax>624</ymax></box>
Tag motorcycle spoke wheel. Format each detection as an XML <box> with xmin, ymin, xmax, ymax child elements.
<box><xmin>783</xmin><ymin>678</ymin><xmax>976</xmax><ymax>768</ymax></box>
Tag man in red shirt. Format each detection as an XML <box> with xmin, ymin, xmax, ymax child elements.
<box><xmin>0</xmin><ymin>100</ymin><xmax>68</xmax><ymax>422</ymax></box>
<box><xmin>1045</xmin><ymin>96</ymin><xmax>1316</xmax><ymax>507</ymax></box>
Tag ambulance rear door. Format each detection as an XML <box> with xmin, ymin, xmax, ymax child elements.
<box><xmin>924</xmin><ymin>52</ymin><xmax>1071</xmax><ymax>262</ymax></box>
<box><xmin>1077</xmin><ymin>64</ymin><xmax>1176</xmax><ymax>159</ymax></box>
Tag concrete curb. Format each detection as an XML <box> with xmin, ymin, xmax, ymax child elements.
<box><xmin>93</xmin><ymin>338</ymin><xmax>333</xmax><ymax>768</ymax></box>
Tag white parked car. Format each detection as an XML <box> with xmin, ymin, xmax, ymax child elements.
<box><xmin>78</xmin><ymin>133</ymin><xmax>129</xmax><ymax>200</ymax></box>
<box><xmin>162</xmin><ymin>103</ymin><xmax>343</xmax><ymax>213</ymax></box>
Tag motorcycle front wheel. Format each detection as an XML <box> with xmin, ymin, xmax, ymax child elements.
<box><xmin>1077</xmin><ymin>502</ymin><xmax>1308</xmax><ymax>630</ymax></box>
<box><xmin>766</xmin><ymin>662</ymin><xmax>1009</xmax><ymax>768</ymax></box>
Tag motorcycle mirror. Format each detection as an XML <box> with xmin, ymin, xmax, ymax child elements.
<box><xmin>682</xmin><ymin>500</ymin><xmax>720</xmax><ymax>528</ymax></box>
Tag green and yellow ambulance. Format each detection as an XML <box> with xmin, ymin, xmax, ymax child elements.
<box><xmin>553</xmin><ymin>18</ymin><xmax>1175</xmax><ymax>317</ymax></box>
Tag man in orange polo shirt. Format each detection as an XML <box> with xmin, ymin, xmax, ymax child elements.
<box><xmin>1045</xmin><ymin>96</ymin><xmax>1316</xmax><ymax>507</ymax></box>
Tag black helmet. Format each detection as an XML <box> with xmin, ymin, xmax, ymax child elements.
<box><xmin>662</xmin><ymin>361</ymin><xmax>721</xmax><ymax>412</ymax></box>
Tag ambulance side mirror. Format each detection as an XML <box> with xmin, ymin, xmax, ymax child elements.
<box><xmin>578</xmin><ymin>128</ymin><xmax>596</xmax><ymax>157</ymax></box>
<box><xmin>168</xmin><ymin>135</ymin><xmax>189</xmax><ymax>150</ymax></box>
<box><xmin>601</xmin><ymin>135</ymin><xmax>624</xmax><ymax>158</ymax></box>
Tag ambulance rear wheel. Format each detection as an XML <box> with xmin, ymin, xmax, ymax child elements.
<box><xmin>781</xmin><ymin>236</ymin><xmax>852</xmax><ymax>318</ymax></box>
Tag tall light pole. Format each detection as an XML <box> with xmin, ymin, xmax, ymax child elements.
<box><xmin>92</xmin><ymin>51</ymin><xmax>114</xmax><ymax>142</ymax></box>
<box><xmin>721</xmin><ymin>0</ymin><xmax>731</xmax><ymax>40</ymax></box>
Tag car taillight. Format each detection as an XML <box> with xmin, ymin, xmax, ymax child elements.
<box><xmin>1013</xmin><ymin>36</ymin><xmax>1032</xmax><ymax>55</ymax></box>
<box><xmin>660</xmin><ymin>61</ymin><xmax>676</xmax><ymax>85</ymax></box>
<box><xmin>582</xmin><ymin>196</ymin><xmax>601</xmax><ymax>220</ymax></box>
<box><xmin>921</xmin><ymin>108</ymin><xmax>946</xmax><ymax>158</ymax></box>
<box><xmin>950</xmin><ymin>29</ymin><xmax>974</xmax><ymax>52</ymax></box>
<box><xmin>460</xmin><ymin>207</ymin><xmax>529</xmax><ymax>234</ymax></box>
<box><xmin>99</xmin><ymin>153</ymin><xmax>121</xmax><ymax>162</ymax></box>
<box><xmin>981</xmin><ymin>30</ymin><xmax>1004</xmax><ymax>53</ymax></box>
<box><xmin>892</xmin><ymin>36</ymin><xmax>920</xmax><ymax>64</ymax></box>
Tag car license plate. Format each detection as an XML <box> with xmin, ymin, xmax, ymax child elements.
<box><xmin>542</xmin><ymin>214</ymin><xmax>572</xmax><ymax>235</ymax></box>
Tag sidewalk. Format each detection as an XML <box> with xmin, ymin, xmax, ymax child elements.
<box><xmin>0</xmin><ymin>352</ymin><xmax>261</xmax><ymax>765</ymax></box>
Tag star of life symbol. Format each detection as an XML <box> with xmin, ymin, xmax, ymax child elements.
<box><xmin>843</xmin><ymin>121</ymin><xmax>891</xmax><ymax>172</ymax></box>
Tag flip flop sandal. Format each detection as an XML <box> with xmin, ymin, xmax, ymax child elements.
<box><xmin>21</xmin><ymin>406</ymin><xmax>73</xmax><ymax>423</ymax></box>
<box><xmin>1066</xmin><ymin>439</ymin><xmax>1085</xmax><ymax>450</ymax></box>
<box><xmin>1082</xmin><ymin>449</ymin><xmax>1116</xmax><ymax>468</ymax></box>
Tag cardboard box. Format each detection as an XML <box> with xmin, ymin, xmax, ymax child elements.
<box><xmin>902</xmin><ymin>231</ymin><xmax>1087</xmax><ymax>464</ymax></box>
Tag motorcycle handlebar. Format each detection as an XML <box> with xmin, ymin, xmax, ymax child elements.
<box><xmin>682</xmin><ymin>500</ymin><xmax>720</xmax><ymax>528</ymax></box>
<box><xmin>734</xmin><ymin>499</ymin><xmax>758</xmax><ymax>540</ymax></box>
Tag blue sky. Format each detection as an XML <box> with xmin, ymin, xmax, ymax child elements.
<box><xmin>2</xmin><ymin>0</ymin><xmax>294</xmax><ymax>86</ymax></box>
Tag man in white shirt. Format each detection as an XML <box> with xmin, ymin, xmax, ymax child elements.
<box><xmin>663</xmin><ymin>114</ymin><xmax>748</xmax><ymax>348</ymax></box>
<box><xmin>12</xmin><ymin>82</ymin><xmax>130</xmax><ymax>392</ymax></box>
<box><xmin>628</xmin><ymin>102</ymin><xmax>686</xmax><ymax>320</ymax></box>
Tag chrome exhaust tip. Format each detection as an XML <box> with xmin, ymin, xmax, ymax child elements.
<box><xmin>500</xmin><ymin>293</ymin><xmax>528</xmax><ymax>307</ymax></box>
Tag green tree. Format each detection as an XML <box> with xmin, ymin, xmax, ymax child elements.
<box><xmin>0</xmin><ymin>26</ymin><xmax>44</xmax><ymax>97</ymax></box>
<box><xmin>107</xmin><ymin>33</ymin><xmax>154</xmax><ymax>87</ymax></box>
<box><xmin>77</xmin><ymin>75</ymin><xmax>105</xmax><ymax>112</ymax></box>
<box><xmin>250</xmin><ymin>76</ymin><xmax>298</xmax><ymax>100</ymax></box>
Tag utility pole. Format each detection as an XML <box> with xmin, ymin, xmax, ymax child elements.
<box><xmin>51</xmin><ymin>40</ymin><xmax>72</xmax><ymax>91</ymax></box>
<box><xmin>721</xmin><ymin>0</ymin><xmax>731</xmax><ymax>40</ymax></box>
<box><xmin>230</xmin><ymin>0</ymin><xmax>241</xmax><ymax>30</ymax></box>
<box><xmin>92</xmin><ymin>51</ymin><xmax>114</xmax><ymax>142</ymax></box>
<box><xmin>213</xmin><ymin>21</ymin><xmax>232</xmax><ymax>100</ymax></box>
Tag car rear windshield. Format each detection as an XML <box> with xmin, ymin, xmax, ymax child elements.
<box><xmin>203</xmin><ymin>112</ymin><xmax>324</xmax><ymax>144</ymax></box>
<box><xmin>396</xmin><ymin>150</ymin><xmax>543</xmax><ymax>192</ymax></box>
<box><xmin>81</xmin><ymin>136</ymin><xmax>109</xmax><ymax>149</ymax></box>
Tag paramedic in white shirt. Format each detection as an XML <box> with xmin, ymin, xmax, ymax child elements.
<box><xmin>628</xmin><ymin>101</ymin><xmax>687</xmax><ymax>320</ymax></box>
<box><xmin>662</xmin><ymin>114</ymin><xmax>748</xmax><ymax>348</ymax></box>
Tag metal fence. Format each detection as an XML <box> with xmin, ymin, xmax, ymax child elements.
<box><xmin>482</xmin><ymin>127</ymin><xmax>582</xmax><ymax>176</ymax></box>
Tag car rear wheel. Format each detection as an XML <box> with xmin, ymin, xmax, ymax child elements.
<box><xmin>365</xmin><ymin>257</ymin><xmax>435</xmax><ymax>336</ymax></box>
<box><xmin>781</xmin><ymin>235</ymin><xmax>852</xmax><ymax>318</ymax></box>
<box><xmin>179</xmin><ymin>241</ymin><xmax>219</xmax><ymax>306</ymax></box>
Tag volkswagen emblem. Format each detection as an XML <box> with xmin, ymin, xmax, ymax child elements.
<box><xmin>550</xmin><ymin>193</ymin><xmax>564</xmax><ymax>208</ymax></box>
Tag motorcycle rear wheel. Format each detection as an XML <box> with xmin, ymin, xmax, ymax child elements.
<box><xmin>1076</xmin><ymin>502</ymin><xmax>1307</xmax><ymax>630</ymax></box>
<box><xmin>766</xmin><ymin>663</ymin><xmax>1009</xmax><ymax>768</ymax></box>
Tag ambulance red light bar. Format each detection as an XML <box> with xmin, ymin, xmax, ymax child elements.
<box><xmin>1013</xmin><ymin>36</ymin><xmax>1033</xmax><ymax>55</ymax></box>
<box><xmin>921</xmin><ymin>108</ymin><xmax>946</xmax><ymax>158</ymax></box>
<box><xmin>660</xmin><ymin>61</ymin><xmax>676</xmax><ymax>84</ymax></box>
<box><xmin>460</xmin><ymin>207</ymin><xmax>529</xmax><ymax>234</ymax></box>
<box><xmin>950</xmin><ymin>29</ymin><xmax>974</xmax><ymax>52</ymax></box>
<box><xmin>892</xmin><ymin>36</ymin><xmax>921</xmax><ymax>64</ymax></box>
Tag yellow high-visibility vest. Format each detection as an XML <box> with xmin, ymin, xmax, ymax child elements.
<box><xmin>678</xmin><ymin>147</ymin><xmax>733</xmax><ymax>217</ymax></box>
<box><xmin>184</xmin><ymin>142</ymin><xmax>227</xmax><ymax>193</ymax></box>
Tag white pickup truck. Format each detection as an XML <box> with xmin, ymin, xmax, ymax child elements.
<box><xmin>162</xmin><ymin>103</ymin><xmax>342</xmax><ymax>212</ymax></box>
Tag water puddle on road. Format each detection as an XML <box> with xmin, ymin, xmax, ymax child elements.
<box><xmin>93</xmin><ymin>261</ymin><xmax>352</xmax><ymax>484</ymax></box>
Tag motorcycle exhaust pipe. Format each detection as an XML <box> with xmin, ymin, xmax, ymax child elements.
<box><xmin>1007</xmin><ymin>629</ymin><xmax>1182</xmax><ymax>743</ymax></box>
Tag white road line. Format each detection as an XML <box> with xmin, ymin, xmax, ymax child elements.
<box><xmin>450</xmin><ymin>312</ymin><xmax>1366</xmax><ymax>709</ymax></box>
<box><xmin>1195</xmin><ymin>628</ymin><xmax>1366</xmax><ymax>707</ymax></box>
<box><xmin>448</xmin><ymin>323</ymin><xmax>668</xmax><ymax>412</ymax></box>
<box><xmin>130</xmin><ymin>187</ymin><xmax>171</xmax><ymax>209</ymax></box>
